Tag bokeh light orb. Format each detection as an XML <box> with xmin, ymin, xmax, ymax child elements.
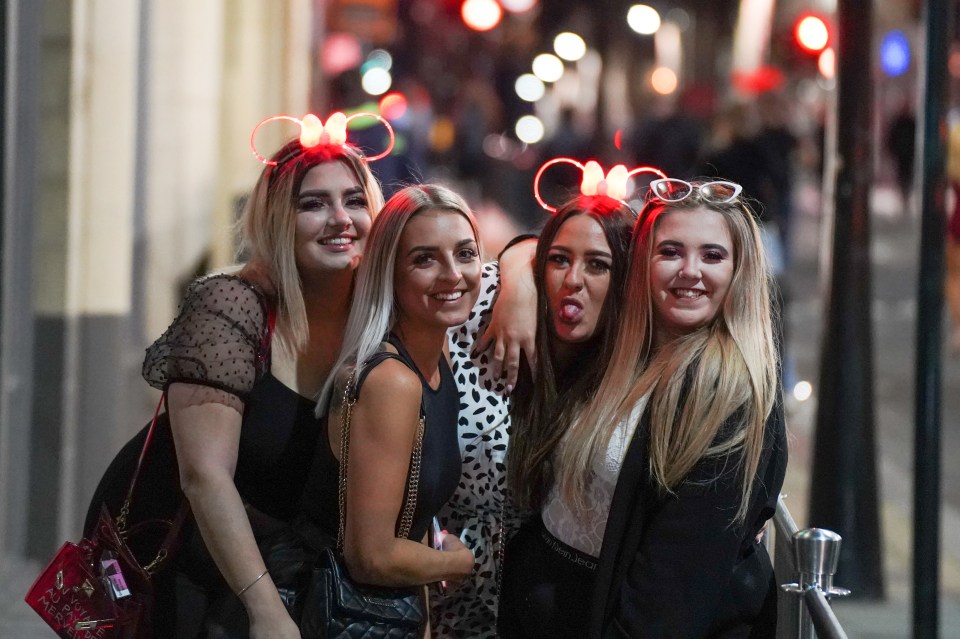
<box><xmin>554</xmin><ymin>32</ymin><xmax>587</xmax><ymax>61</ymax></box>
<box><xmin>321</xmin><ymin>33</ymin><xmax>363</xmax><ymax>76</ymax></box>
<box><xmin>818</xmin><ymin>47</ymin><xmax>835</xmax><ymax>79</ymax></box>
<box><xmin>793</xmin><ymin>381</ymin><xmax>813</xmax><ymax>402</ymax></box>
<box><xmin>651</xmin><ymin>66</ymin><xmax>678</xmax><ymax>95</ymax></box>
<box><xmin>462</xmin><ymin>0</ymin><xmax>502</xmax><ymax>32</ymax></box>
<box><xmin>379</xmin><ymin>92</ymin><xmax>408</xmax><ymax>120</ymax></box>
<box><xmin>795</xmin><ymin>15</ymin><xmax>829</xmax><ymax>53</ymax></box>
<box><xmin>516</xmin><ymin>115</ymin><xmax>545</xmax><ymax>144</ymax></box>
<box><xmin>365</xmin><ymin>49</ymin><xmax>393</xmax><ymax>71</ymax></box>
<box><xmin>880</xmin><ymin>30</ymin><xmax>910</xmax><ymax>77</ymax></box>
<box><xmin>532</xmin><ymin>53</ymin><xmax>564</xmax><ymax>83</ymax></box>
<box><xmin>361</xmin><ymin>67</ymin><xmax>392</xmax><ymax>95</ymax></box>
<box><xmin>500</xmin><ymin>0</ymin><xmax>538</xmax><ymax>12</ymax></box>
<box><xmin>627</xmin><ymin>5</ymin><xmax>661</xmax><ymax>35</ymax></box>
<box><xmin>950</xmin><ymin>51</ymin><xmax>960</xmax><ymax>78</ymax></box>
<box><xmin>515</xmin><ymin>74</ymin><xmax>546</xmax><ymax>102</ymax></box>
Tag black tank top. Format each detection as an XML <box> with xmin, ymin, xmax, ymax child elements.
<box><xmin>301</xmin><ymin>335</ymin><xmax>461</xmax><ymax>542</ymax></box>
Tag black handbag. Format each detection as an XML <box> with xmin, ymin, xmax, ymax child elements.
<box><xmin>296</xmin><ymin>364</ymin><xmax>427</xmax><ymax>639</ymax></box>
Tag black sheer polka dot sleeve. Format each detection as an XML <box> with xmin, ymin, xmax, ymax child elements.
<box><xmin>142</xmin><ymin>274</ymin><xmax>272</xmax><ymax>402</ymax></box>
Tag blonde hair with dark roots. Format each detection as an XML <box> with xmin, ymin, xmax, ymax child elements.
<box><xmin>238</xmin><ymin>140</ymin><xmax>385</xmax><ymax>351</ymax></box>
<box><xmin>556</xmin><ymin>195</ymin><xmax>779</xmax><ymax>523</ymax></box>
<box><xmin>317</xmin><ymin>183</ymin><xmax>481</xmax><ymax>411</ymax></box>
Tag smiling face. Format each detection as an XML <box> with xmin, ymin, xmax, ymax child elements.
<box><xmin>393</xmin><ymin>209</ymin><xmax>482</xmax><ymax>332</ymax></box>
<box><xmin>293</xmin><ymin>161</ymin><xmax>372</xmax><ymax>276</ymax></box>
<box><xmin>650</xmin><ymin>206</ymin><xmax>735</xmax><ymax>343</ymax></box>
<box><xmin>544</xmin><ymin>214</ymin><xmax>614</xmax><ymax>345</ymax></box>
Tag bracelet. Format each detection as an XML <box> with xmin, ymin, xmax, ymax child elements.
<box><xmin>235</xmin><ymin>568</ymin><xmax>269</xmax><ymax>597</ymax></box>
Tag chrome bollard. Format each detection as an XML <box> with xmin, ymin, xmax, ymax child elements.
<box><xmin>781</xmin><ymin>528</ymin><xmax>850</xmax><ymax>639</ymax></box>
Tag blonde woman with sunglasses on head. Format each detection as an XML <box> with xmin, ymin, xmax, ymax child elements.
<box><xmin>504</xmin><ymin>178</ymin><xmax>787</xmax><ymax>638</ymax></box>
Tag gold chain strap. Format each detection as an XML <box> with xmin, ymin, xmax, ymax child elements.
<box><xmin>397</xmin><ymin>415</ymin><xmax>425</xmax><ymax>539</ymax></box>
<box><xmin>337</xmin><ymin>365</ymin><xmax>425</xmax><ymax>551</ymax></box>
<box><xmin>336</xmin><ymin>370</ymin><xmax>357</xmax><ymax>551</ymax></box>
<box><xmin>494</xmin><ymin>458</ymin><xmax>508</xmax><ymax>623</ymax></box>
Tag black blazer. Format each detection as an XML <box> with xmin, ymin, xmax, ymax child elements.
<box><xmin>588</xmin><ymin>391</ymin><xmax>788</xmax><ymax>638</ymax></box>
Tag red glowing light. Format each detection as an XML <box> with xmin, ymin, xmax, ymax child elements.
<box><xmin>731</xmin><ymin>65</ymin><xmax>785</xmax><ymax>94</ymax></box>
<box><xmin>614</xmin><ymin>129</ymin><xmax>623</xmax><ymax>150</ymax></box>
<box><xmin>533</xmin><ymin>157</ymin><xmax>667</xmax><ymax>212</ymax></box>
<box><xmin>250</xmin><ymin>112</ymin><xmax>396</xmax><ymax>164</ymax></box>
<box><xmin>321</xmin><ymin>33</ymin><xmax>363</xmax><ymax>76</ymax></box>
<box><xmin>379</xmin><ymin>92</ymin><xmax>409</xmax><ymax>121</ymax></box>
<box><xmin>794</xmin><ymin>15</ymin><xmax>829</xmax><ymax>54</ymax></box>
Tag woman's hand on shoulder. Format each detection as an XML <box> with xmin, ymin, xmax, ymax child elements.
<box><xmin>474</xmin><ymin>238</ymin><xmax>538</xmax><ymax>391</ymax></box>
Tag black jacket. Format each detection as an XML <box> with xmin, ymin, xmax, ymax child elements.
<box><xmin>588</xmin><ymin>392</ymin><xmax>788</xmax><ymax>638</ymax></box>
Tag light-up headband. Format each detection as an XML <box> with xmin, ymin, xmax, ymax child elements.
<box><xmin>533</xmin><ymin>158</ymin><xmax>667</xmax><ymax>213</ymax></box>
<box><xmin>250</xmin><ymin>111</ymin><xmax>396</xmax><ymax>166</ymax></box>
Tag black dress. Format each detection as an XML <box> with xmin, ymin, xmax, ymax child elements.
<box><xmin>299</xmin><ymin>334</ymin><xmax>462</xmax><ymax>545</ymax></box>
<box><xmin>83</xmin><ymin>274</ymin><xmax>324</xmax><ymax>637</ymax></box>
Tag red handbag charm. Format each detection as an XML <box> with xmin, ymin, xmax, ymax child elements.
<box><xmin>24</xmin><ymin>396</ymin><xmax>186</xmax><ymax>638</ymax></box>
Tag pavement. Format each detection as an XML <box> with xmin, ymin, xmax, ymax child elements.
<box><xmin>778</xmin><ymin>179</ymin><xmax>960</xmax><ymax>637</ymax></box>
<box><xmin>3</xmin><ymin>180</ymin><xmax>960</xmax><ymax>637</ymax></box>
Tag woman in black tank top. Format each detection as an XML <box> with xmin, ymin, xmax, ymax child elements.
<box><xmin>307</xmin><ymin>184</ymin><xmax>481</xmax><ymax>593</ymax></box>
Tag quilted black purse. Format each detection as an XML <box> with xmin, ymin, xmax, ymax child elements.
<box><xmin>298</xmin><ymin>365</ymin><xmax>426</xmax><ymax>639</ymax></box>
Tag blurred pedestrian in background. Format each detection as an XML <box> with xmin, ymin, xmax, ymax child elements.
<box><xmin>630</xmin><ymin>94</ymin><xmax>705</xmax><ymax>180</ymax></box>
<box><xmin>701</xmin><ymin>102</ymin><xmax>794</xmax><ymax>389</ymax></box>
<box><xmin>947</xmin><ymin>122</ymin><xmax>960</xmax><ymax>356</ymax></box>
<box><xmin>756</xmin><ymin>91</ymin><xmax>799</xmax><ymax>268</ymax></box>
<box><xmin>886</xmin><ymin>102</ymin><xmax>917</xmax><ymax>215</ymax></box>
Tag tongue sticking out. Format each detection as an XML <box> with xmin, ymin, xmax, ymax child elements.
<box><xmin>559</xmin><ymin>303</ymin><xmax>583</xmax><ymax>323</ymax></box>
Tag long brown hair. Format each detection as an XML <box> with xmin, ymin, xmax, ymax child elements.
<box><xmin>508</xmin><ymin>196</ymin><xmax>635</xmax><ymax>510</ymax></box>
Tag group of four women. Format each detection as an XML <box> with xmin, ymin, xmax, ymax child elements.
<box><xmin>86</xmin><ymin>113</ymin><xmax>787</xmax><ymax>638</ymax></box>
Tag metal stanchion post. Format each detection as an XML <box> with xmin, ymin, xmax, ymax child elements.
<box><xmin>782</xmin><ymin>529</ymin><xmax>850</xmax><ymax>639</ymax></box>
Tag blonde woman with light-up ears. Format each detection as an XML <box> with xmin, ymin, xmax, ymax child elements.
<box><xmin>83</xmin><ymin>113</ymin><xmax>535</xmax><ymax>639</ymax></box>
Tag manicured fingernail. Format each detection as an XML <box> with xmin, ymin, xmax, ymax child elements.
<box><xmin>506</xmin><ymin>384</ymin><xmax>514</xmax><ymax>395</ymax></box>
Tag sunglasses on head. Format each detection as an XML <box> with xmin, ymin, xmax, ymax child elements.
<box><xmin>648</xmin><ymin>178</ymin><xmax>742</xmax><ymax>204</ymax></box>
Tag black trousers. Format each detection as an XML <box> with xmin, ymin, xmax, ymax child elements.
<box><xmin>498</xmin><ymin>519</ymin><xmax>598</xmax><ymax>639</ymax></box>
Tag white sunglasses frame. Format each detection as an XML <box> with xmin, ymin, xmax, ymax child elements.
<box><xmin>648</xmin><ymin>178</ymin><xmax>743</xmax><ymax>204</ymax></box>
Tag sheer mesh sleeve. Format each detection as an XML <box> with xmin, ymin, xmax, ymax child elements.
<box><xmin>142</xmin><ymin>274</ymin><xmax>271</xmax><ymax>401</ymax></box>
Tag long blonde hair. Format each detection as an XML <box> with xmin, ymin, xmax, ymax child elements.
<box><xmin>556</xmin><ymin>194</ymin><xmax>778</xmax><ymax>523</ymax></box>
<box><xmin>317</xmin><ymin>184</ymin><xmax>481</xmax><ymax>412</ymax></box>
<box><xmin>238</xmin><ymin>141</ymin><xmax>385</xmax><ymax>350</ymax></box>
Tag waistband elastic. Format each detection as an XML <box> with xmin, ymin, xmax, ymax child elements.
<box><xmin>538</xmin><ymin>525</ymin><xmax>599</xmax><ymax>572</ymax></box>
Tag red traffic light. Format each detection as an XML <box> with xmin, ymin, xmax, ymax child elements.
<box><xmin>794</xmin><ymin>14</ymin><xmax>830</xmax><ymax>54</ymax></box>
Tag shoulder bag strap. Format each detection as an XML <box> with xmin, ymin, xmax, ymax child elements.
<box><xmin>336</xmin><ymin>362</ymin><xmax>426</xmax><ymax>551</ymax></box>
<box><xmin>115</xmin><ymin>394</ymin><xmax>166</xmax><ymax>533</ymax></box>
<box><xmin>116</xmin><ymin>303</ymin><xmax>276</xmax><ymax>573</ymax></box>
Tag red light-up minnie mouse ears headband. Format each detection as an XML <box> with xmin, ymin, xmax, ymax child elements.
<box><xmin>533</xmin><ymin>157</ymin><xmax>667</xmax><ymax>213</ymax></box>
<box><xmin>250</xmin><ymin>111</ymin><xmax>396</xmax><ymax>165</ymax></box>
